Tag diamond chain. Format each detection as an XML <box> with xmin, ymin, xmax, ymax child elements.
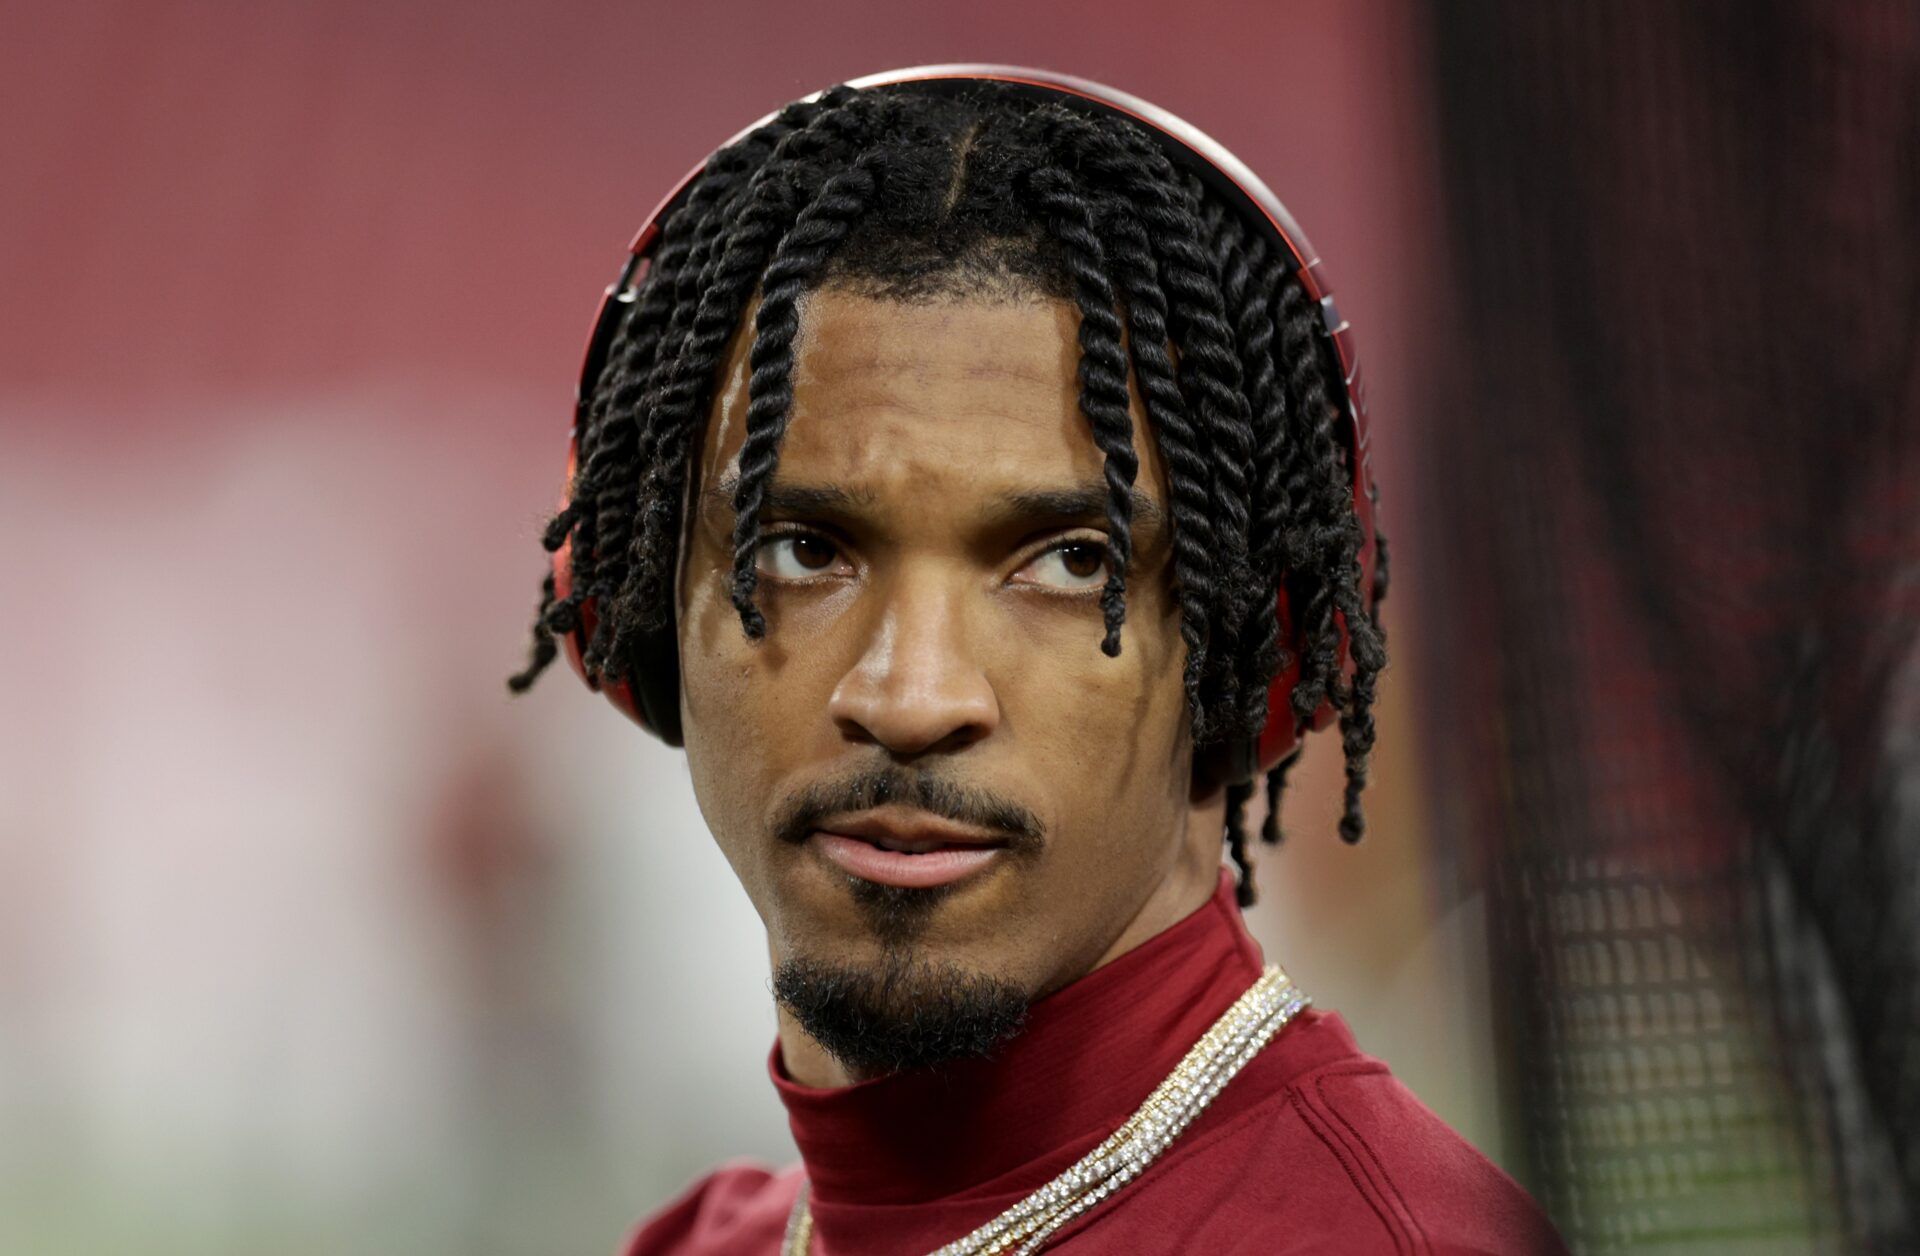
<box><xmin>781</xmin><ymin>964</ymin><xmax>1308</xmax><ymax>1256</ymax></box>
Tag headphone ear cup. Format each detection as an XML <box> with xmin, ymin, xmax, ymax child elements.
<box><xmin>1248</xmin><ymin>597</ymin><xmax>1362</xmax><ymax>769</ymax></box>
<box><xmin>625</xmin><ymin>620</ymin><xmax>684</xmax><ymax>746</ymax></box>
<box><xmin>551</xmin><ymin>409</ymin><xmax>683</xmax><ymax>742</ymax></box>
<box><xmin>1190</xmin><ymin>582</ymin><xmax>1312</xmax><ymax>791</ymax></box>
<box><xmin>550</xmin><ymin>532</ymin><xmax>647</xmax><ymax>728</ymax></box>
<box><xmin>1255</xmin><ymin>585</ymin><xmax>1311</xmax><ymax>773</ymax></box>
<box><xmin>549</xmin><ymin>518</ymin><xmax>684</xmax><ymax>744</ymax></box>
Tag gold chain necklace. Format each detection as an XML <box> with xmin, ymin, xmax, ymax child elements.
<box><xmin>781</xmin><ymin>964</ymin><xmax>1308</xmax><ymax>1256</ymax></box>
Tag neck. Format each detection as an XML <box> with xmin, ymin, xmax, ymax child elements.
<box><xmin>768</xmin><ymin>863</ymin><xmax>1267</xmax><ymax>1213</ymax></box>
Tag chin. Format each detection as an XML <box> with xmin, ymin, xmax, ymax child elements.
<box><xmin>771</xmin><ymin>947</ymin><xmax>1033</xmax><ymax>1077</ymax></box>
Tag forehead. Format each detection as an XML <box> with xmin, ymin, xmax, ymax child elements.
<box><xmin>696</xmin><ymin>289</ymin><xmax>1155</xmax><ymax>500</ymax></box>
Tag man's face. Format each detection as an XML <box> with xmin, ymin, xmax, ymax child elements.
<box><xmin>676</xmin><ymin>288</ymin><xmax>1214</xmax><ymax>1076</ymax></box>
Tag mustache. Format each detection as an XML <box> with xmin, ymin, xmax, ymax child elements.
<box><xmin>772</xmin><ymin>764</ymin><xmax>1047</xmax><ymax>851</ymax></box>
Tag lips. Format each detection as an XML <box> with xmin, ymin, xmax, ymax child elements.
<box><xmin>808</xmin><ymin>810</ymin><xmax>1009</xmax><ymax>889</ymax></box>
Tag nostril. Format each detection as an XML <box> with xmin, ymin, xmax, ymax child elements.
<box><xmin>828</xmin><ymin>694</ymin><xmax>997</xmax><ymax>758</ymax></box>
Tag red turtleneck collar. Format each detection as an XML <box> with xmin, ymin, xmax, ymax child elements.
<box><xmin>769</xmin><ymin>868</ymin><xmax>1308</xmax><ymax>1235</ymax></box>
<box><xmin>630</xmin><ymin>867</ymin><xmax>1570</xmax><ymax>1255</ymax></box>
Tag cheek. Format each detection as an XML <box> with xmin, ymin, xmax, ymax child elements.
<box><xmin>678</xmin><ymin>576</ymin><xmax>785</xmax><ymax>846</ymax></box>
<box><xmin>682</xmin><ymin>576</ymin><xmax>838</xmax><ymax>743</ymax></box>
<box><xmin>677</xmin><ymin>566</ymin><xmax>860</xmax><ymax>855</ymax></box>
<box><xmin>1001</xmin><ymin>588</ymin><xmax>1190</xmax><ymax>805</ymax></box>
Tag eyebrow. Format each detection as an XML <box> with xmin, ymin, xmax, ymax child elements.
<box><xmin>993</xmin><ymin>484</ymin><xmax>1165</xmax><ymax>535</ymax></box>
<box><xmin>704</xmin><ymin>475</ymin><xmax>877</xmax><ymax>520</ymax></box>
<box><xmin>706</xmin><ymin>473</ymin><xmax>1165</xmax><ymax>535</ymax></box>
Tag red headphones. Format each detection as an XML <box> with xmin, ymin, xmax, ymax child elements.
<box><xmin>550</xmin><ymin>65</ymin><xmax>1379</xmax><ymax>784</ymax></box>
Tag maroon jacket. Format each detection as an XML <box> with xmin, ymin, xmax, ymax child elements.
<box><xmin>628</xmin><ymin>872</ymin><xmax>1567</xmax><ymax>1255</ymax></box>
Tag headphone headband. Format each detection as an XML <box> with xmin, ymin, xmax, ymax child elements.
<box><xmin>554</xmin><ymin>65</ymin><xmax>1379</xmax><ymax>783</ymax></box>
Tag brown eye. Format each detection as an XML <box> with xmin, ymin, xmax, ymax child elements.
<box><xmin>756</xmin><ymin>534</ymin><xmax>844</xmax><ymax>579</ymax></box>
<box><xmin>1060</xmin><ymin>544</ymin><xmax>1104</xmax><ymax>580</ymax></box>
<box><xmin>1016</xmin><ymin>540</ymin><xmax>1110</xmax><ymax>590</ymax></box>
<box><xmin>790</xmin><ymin>537</ymin><xmax>837</xmax><ymax>570</ymax></box>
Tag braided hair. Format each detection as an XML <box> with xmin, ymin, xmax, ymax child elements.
<box><xmin>508</xmin><ymin>81</ymin><xmax>1390</xmax><ymax>906</ymax></box>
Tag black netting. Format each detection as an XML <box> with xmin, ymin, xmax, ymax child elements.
<box><xmin>1422</xmin><ymin>3</ymin><xmax>1920</xmax><ymax>1251</ymax></box>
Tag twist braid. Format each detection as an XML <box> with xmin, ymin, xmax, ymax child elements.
<box><xmin>1103</xmin><ymin>207</ymin><xmax>1216</xmax><ymax>723</ymax></box>
<box><xmin>1224</xmin><ymin>778</ymin><xmax>1257</xmax><ymax>907</ymax></box>
<box><xmin>728</xmin><ymin>153</ymin><xmax>889</xmax><ymax>636</ymax></box>
<box><xmin>518</xmin><ymin>103</ymin><xmax>837</xmax><ymax>689</ymax></box>
<box><xmin>1270</xmin><ymin>281</ymin><xmax>1387</xmax><ymax>843</ymax></box>
<box><xmin>605</xmin><ymin>95</ymin><xmax>874</xmax><ymax>668</ymax></box>
<box><xmin>1273</xmin><ymin>285</ymin><xmax>1349</xmax><ymax>726</ymax></box>
<box><xmin>1210</xmin><ymin>212</ymin><xmax>1296</xmax><ymax>734</ymax></box>
<box><xmin>1040</xmin><ymin>114</ymin><xmax>1258</xmax><ymax>732</ymax></box>
<box><xmin>1166</xmin><ymin>171</ymin><xmax>1259</xmax><ymax>731</ymax></box>
<box><xmin>506</xmin><ymin>571</ymin><xmax>562</xmax><ymax>692</ymax></box>
<box><xmin>1260</xmin><ymin>749</ymin><xmax>1298</xmax><ymax>845</ymax></box>
<box><xmin>1022</xmin><ymin>166</ymin><xmax>1141</xmax><ymax>657</ymax></box>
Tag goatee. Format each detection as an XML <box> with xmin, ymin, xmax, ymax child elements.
<box><xmin>773</xmin><ymin>952</ymin><xmax>1030</xmax><ymax>1078</ymax></box>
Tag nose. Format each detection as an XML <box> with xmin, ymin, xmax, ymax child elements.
<box><xmin>827</xmin><ymin>574</ymin><xmax>1001</xmax><ymax>757</ymax></box>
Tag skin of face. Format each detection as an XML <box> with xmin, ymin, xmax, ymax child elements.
<box><xmin>676</xmin><ymin>288</ymin><xmax>1228</xmax><ymax>1086</ymax></box>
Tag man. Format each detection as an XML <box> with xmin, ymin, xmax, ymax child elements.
<box><xmin>509</xmin><ymin>68</ymin><xmax>1567</xmax><ymax>1255</ymax></box>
